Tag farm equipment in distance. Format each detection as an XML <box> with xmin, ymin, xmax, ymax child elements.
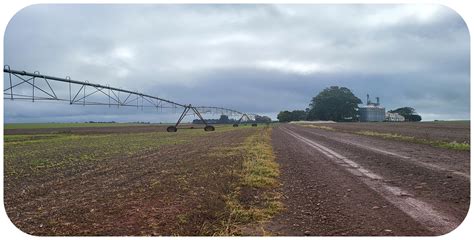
<box><xmin>3</xmin><ymin>65</ymin><xmax>255</xmax><ymax>132</ymax></box>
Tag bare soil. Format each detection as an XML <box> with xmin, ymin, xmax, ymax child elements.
<box><xmin>266</xmin><ymin>124</ymin><xmax>469</xmax><ymax>236</ymax></box>
<box><xmin>4</xmin><ymin>124</ymin><xmax>204</xmax><ymax>135</ymax></box>
<box><xmin>4</xmin><ymin>122</ymin><xmax>470</xmax><ymax>236</ymax></box>
<box><xmin>304</xmin><ymin>121</ymin><xmax>470</xmax><ymax>144</ymax></box>
<box><xmin>4</xmin><ymin>127</ymin><xmax>254</xmax><ymax>236</ymax></box>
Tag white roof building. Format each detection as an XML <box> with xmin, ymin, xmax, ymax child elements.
<box><xmin>385</xmin><ymin>112</ymin><xmax>405</xmax><ymax>122</ymax></box>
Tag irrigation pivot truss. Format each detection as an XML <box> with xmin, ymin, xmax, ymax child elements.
<box><xmin>3</xmin><ymin>65</ymin><xmax>255</xmax><ymax>132</ymax></box>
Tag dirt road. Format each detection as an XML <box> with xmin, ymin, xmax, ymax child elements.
<box><xmin>267</xmin><ymin>124</ymin><xmax>469</xmax><ymax>236</ymax></box>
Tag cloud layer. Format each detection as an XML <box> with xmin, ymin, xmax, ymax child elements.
<box><xmin>4</xmin><ymin>4</ymin><xmax>470</xmax><ymax>122</ymax></box>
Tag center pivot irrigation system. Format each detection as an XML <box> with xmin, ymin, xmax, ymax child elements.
<box><xmin>3</xmin><ymin>65</ymin><xmax>256</xmax><ymax>132</ymax></box>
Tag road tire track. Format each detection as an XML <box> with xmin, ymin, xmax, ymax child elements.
<box><xmin>269</xmin><ymin>125</ymin><xmax>469</xmax><ymax>236</ymax></box>
<box><xmin>291</xmin><ymin>125</ymin><xmax>469</xmax><ymax>179</ymax></box>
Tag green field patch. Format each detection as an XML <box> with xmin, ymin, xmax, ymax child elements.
<box><xmin>241</xmin><ymin>130</ymin><xmax>279</xmax><ymax>188</ymax></box>
<box><xmin>3</xmin><ymin>129</ymin><xmax>218</xmax><ymax>177</ymax></box>
<box><xmin>4</xmin><ymin>134</ymin><xmax>63</xmax><ymax>143</ymax></box>
<box><xmin>430</xmin><ymin>120</ymin><xmax>470</xmax><ymax>124</ymax></box>
<box><xmin>435</xmin><ymin>141</ymin><xmax>470</xmax><ymax>151</ymax></box>
<box><xmin>4</xmin><ymin>122</ymin><xmax>152</xmax><ymax>129</ymax></box>
<box><xmin>356</xmin><ymin>130</ymin><xmax>470</xmax><ymax>151</ymax></box>
<box><xmin>356</xmin><ymin>131</ymin><xmax>415</xmax><ymax>141</ymax></box>
<box><xmin>300</xmin><ymin>124</ymin><xmax>335</xmax><ymax>131</ymax></box>
<box><xmin>3</xmin><ymin>124</ymin><xmax>272</xmax><ymax>235</ymax></box>
<box><xmin>216</xmin><ymin>126</ymin><xmax>282</xmax><ymax>235</ymax></box>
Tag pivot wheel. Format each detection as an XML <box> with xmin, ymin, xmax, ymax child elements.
<box><xmin>233</xmin><ymin>124</ymin><xmax>239</xmax><ymax>127</ymax></box>
<box><xmin>167</xmin><ymin>126</ymin><xmax>178</xmax><ymax>132</ymax></box>
<box><xmin>204</xmin><ymin>125</ymin><xmax>215</xmax><ymax>131</ymax></box>
<box><xmin>251</xmin><ymin>123</ymin><xmax>258</xmax><ymax>127</ymax></box>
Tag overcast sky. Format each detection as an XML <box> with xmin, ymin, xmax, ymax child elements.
<box><xmin>3</xmin><ymin>4</ymin><xmax>470</xmax><ymax>122</ymax></box>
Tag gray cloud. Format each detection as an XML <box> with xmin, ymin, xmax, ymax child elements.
<box><xmin>3</xmin><ymin>4</ymin><xmax>470</xmax><ymax>122</ymax></box>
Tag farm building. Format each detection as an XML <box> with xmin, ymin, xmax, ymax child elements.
<box><xmin>385</xmin><ymin>112</ymin><xmax>405</xmax><ymax>122</ymax></box>
<box><xmin>359</xmin><ymin>94</ymin><xmax>385</xmax><ymax>122</ymax></box>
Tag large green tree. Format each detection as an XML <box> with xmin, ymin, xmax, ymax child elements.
<box><xmin>405</xmin><ymin>114</ymin><xmax>422</xmax><ymax>122</ymax></box>
<box><xmin>277</xmin><ymin>111</ymin><xmax>292</xmax><ymax>122</ymax></box>
<box><xmin>219</xmin><ymin>114</ymin><xmax>229</xmax><ymax>123</ymax></box>
<box><xmin>254</xmin><ymin>115</ymin><xmax>272</xmax><ymax>123</ymax></box>
<box><xmin>277</xmin><ymin>110</ymin><xmax>307</xmax><ymax>122</ymax></box>
<box><xmin>307</xmin><ymin>86</ymin><xmax>361</xmax><ymax>121</ymax></box>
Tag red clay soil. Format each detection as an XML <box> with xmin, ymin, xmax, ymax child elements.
<box><xmin>4</xmin><ymin>123</ymin><xmax>470</xmax><ymax>236</ymax></box>
<box><xmin>265</xmin><ymin>124</ymin><xmax>469</xmax><ymax>236</ymax></box>
<box><xmin>308</xmin><ymin>121</ymin><xmax>470</xmax><ymax>144</ymax></box>
<box><xmin>4</xmin><ymin>124</ymin><xmax>206</xmax><ymax>135</ymax></box>
<box><xmin>4</xmin><ymin>128</ymin><xmax>253</xmax><ymax>236</ymax></box>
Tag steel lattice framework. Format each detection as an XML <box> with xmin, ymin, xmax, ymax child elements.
<box><xmin>3</xmin><ymin>65</ymin><xmax>255</xmax><ymax>131</ymax></box>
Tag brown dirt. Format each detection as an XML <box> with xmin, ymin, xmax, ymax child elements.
<box><xmin>4</xmin><ymin>128</ymin><xmax>253</xmax><ymax>236</ymax></box>
<box><xmin>5</xmin><ymin>122</ymin><xmax>470</xmax><ymax>236</ymax></box>
<box><xmin>4</xmin><ymin>124</ymin><xmax>205</xmax><ymax>135</ymax></box>
<box><xmin>265</xmin><ymin>124</ymin><xmax>469</xmax><ymax>236</ymax></box>
<box><xmin>302</xmin><ymin>122</ymin><xmax>470</xmax><ymax>144</ymax></box>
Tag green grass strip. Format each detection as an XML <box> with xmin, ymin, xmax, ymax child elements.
<box><xmin>218</xmin><ymin>126</ymin><xmax>282</xmax><ymax>235</ymax></box>
<box><xmin>356</xmin><ymin>130</ymin><xmax>470</xmax><ymax>151</ymax></box>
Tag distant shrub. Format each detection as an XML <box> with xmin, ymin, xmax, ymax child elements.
<box><xmin>406</xmin><ymin>114</ymin><xmax>422</xmax><ymax>122</ymax></box>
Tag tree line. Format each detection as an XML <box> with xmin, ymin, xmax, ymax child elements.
<box><xmin>277</xmin><ymin>86</ymin><xmax>422</xmax><ymax>122</ymax></box>
<box><xmin>193</xmin><ymin>114</ymin><xmax>272</xmax><ymax>124</ymax></box>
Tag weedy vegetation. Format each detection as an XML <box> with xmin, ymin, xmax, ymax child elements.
<box><xmin>215</xmin><ymin>126</ymin><xmax>282</xmax><ymax>235</ymax></box>
<box><xmin>5</xmin><ymin>131</ymin><xmax>192</xmax><ymax>176</ymax></box>
<box><xmin>356</xmin><ymin>130</ymin><xmax>470</xmax><ymax>151</ymax></box>
<box><xmin>300</xmin><ymin>124</ymin><xmax>335</xmax><ymax>131</ymax></box>
<box><xmin>4</xmin><ymin>122</ymin><xmax>147</xmax><ymax>129</ymax></box>
<box><xmin>4</xmin><ymin>124</ymin><xmax>282</xmax><ymax>236</ymax></box>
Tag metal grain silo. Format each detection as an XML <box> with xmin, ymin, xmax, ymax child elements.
<box><xmin>359</xmin><ymin>94</ymin><xmax>386</xmax><ymax>122</ymax></box>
